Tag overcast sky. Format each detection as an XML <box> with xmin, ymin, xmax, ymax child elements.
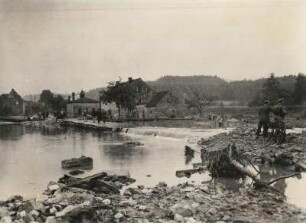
<box><xmin>0</xmin><ymin>0</ymin><xmax>305</xmax><ymax>95</ymax></box>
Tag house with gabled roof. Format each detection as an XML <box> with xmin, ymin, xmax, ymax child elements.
<box><xmin>100</xmin><ymin>77</ymin><xmax>178</xmax><ymax>120</ymax></box>
<box><xmin>123</xmin><ymin>77</ymin><xmax>154</xmax><ymax>105</ymax></box>
<box><xmin>66</xmin><ymin>90</ymin><xmax>100</xmax><ymax>118</ymax></box>
<box><xmin>0</xmin><ymin>89</ymin><xmax>26</xmax><ymax>116</ymax></box>
<box><xmin>145</xmin><ymin>91</ymin><xmax>178</xmax><ymax>119</ymax></box>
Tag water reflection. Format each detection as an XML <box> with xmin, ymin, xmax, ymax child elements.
<box><xmin>40</xmin><ymin>126</ymin><xmax>67</xmax><ymax>135</ymax></box>
<box><xmin>0</xmin><ymin>125</ymin><xmax>25</xmax><ymax>140</ymax></box>
<box><xmin>0</xmin><ymin>124</ymin><xmax>68</xmax><ymax>141</ymax></box>
<box><xmin>103</xmin><ymin>144</ymin><xmax>145</xmax><ymax>160</ymax></box>
<box><xmin>258</xmin><ymin>164</ymin><xmax>301</xmax><ymax>195</ymax></box>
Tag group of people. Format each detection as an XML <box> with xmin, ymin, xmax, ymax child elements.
<box><xmin>256</xmin><ymin>98</ymin><xmax>287</xmax><ymax>138</ymax></box>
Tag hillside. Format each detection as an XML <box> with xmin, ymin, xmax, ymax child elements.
<box><xmin>146</xmin><ymin>75</ymin><xmax>298</xmax><ymax>103</ymax></box>
<box><xmin>23</xmin><ymin>74</ymin><xmax>302</xmax><ymax>103</ymax></box>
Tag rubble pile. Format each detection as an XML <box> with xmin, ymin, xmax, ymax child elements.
<box><xmin>200</xmin><ymin>125</ymin><xmax>306</xmax><ymax>167</ymax></box>
<box><xmin>1</xmin><ymin>179</ymin><xmax>306</xmax><ymax>223</ymax></box>
<box><xmin>0</xmin><ymin>172</ymin><xmax>135</xmax><ymax>223</ymax></box>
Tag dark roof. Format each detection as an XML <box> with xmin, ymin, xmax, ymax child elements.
<box><xmin>0</xmin><ymin>89</ymin><xmax>23</xmax><ymax>101</ymax></box>
<box><xmin>146</xmin><ymin>91</ymin><xmax>169</xmax><ymax>107</ymax></box>
<box><xmin>69</xmin><ymin>97</ymin><xmax>99</xmax><ymax>104</ymax></box>
<box><xmin>10</xmin><ymin>89</ymin><xmax>23</xmax><ymax>100</ymax></box>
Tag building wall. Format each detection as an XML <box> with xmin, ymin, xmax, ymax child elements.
<box><xmin>128</xmin><ymin>79</ymin><xmax>154</xmax><ymax>105</ymax></box>
<box><xmin>67</xmin><ymin>103</ymin><xmax>100</xmax><ymax>118</ymax></box>
<box><xmin>0</xmin><ymin>96</ymin><xmax>24</xmax><ymax>116</ymax></box>
<box><xmin>100</xmin><ymin>102</ymin><xmax>119</xmax><ymax>119</ymax></box>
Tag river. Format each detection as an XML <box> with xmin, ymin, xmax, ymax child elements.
<box><xmin>0</xmin><ymin>123</ymin><xmax>306</xmax><ymax>210</ymax></box>
<box><xmin>0</xmin><ymin>123</ymin><xmax>230</xmax><ymax>199</ymax></box>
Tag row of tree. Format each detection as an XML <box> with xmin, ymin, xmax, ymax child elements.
<box><xmin>34</xmin><ymin>90</ymin><xmax>66</xmax><ymax>113</ymax></box>
<box><xmin>250</xmin><ymin>73</ymin><xmax>306</xmax><ymax>106</ymax></box>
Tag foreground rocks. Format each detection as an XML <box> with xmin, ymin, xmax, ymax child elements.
<box><xmin>1</xmin><ymin>176</ymin><xmax>306</xmax><ymax>223</ymax></box>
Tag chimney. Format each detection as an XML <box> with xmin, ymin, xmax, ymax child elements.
<box><xmin>68</xmin><ymin>95</ymin><xmax>71</xmax><ymax>102</ymax></box>
<box><xmin>72</xmin><ymin>92</ymin><xmax>75</xmax><ymax>101</ymax></box>
<box><xmin>80</xmin><ymin>90</ymin><xmax>85</xmax><ymax>98</ymax></box>
<box><xmin>128</xmin><ymin>77</ymin><xmax>133</xmax><ymax>83</ymax></box>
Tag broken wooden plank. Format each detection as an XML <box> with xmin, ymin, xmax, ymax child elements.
<box><xmin>176</xmin><ymin>167</ymin><xmax>205</xmax><ymax>178</ymax></box>
<box><xmin>192</xmin><ymin>162</ymin><xmax>205</xmax><ymax>169</ymax></box>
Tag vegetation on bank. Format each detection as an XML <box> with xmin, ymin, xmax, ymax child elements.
<box><xmin>22</xmin><ymin>73</ymin><xmax>306</xmax><ymax>119</ymax></box>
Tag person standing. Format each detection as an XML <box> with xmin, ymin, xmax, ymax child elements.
<box><xmin>273</xmin><ymin>98</ymin><xmax>287</xmax><ymax>120</ymax></box>
<box><xmin>256</xmin><ymin>100</ymin><xmax>271</xmax><ymax>138</ymax></box>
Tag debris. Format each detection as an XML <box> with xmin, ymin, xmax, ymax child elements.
<box><xmin>48</xmin><ymin>184</ymin><xmax>60</xmax><ymax>191</ymax></box>
<box><xmin>69</xmin><ymin>169</ymin><xmax>85</xmax><ymax>176</ymax></box>
<box><xmin>123</xmin><ymin>141</ymin><xmax>144</xmax><ymax>146</ymax></box>
<box><xmin>102</xmin><ymin>199</ymin><xmax>111</xmax><ymax>205</ymax></box>
<box><xmin>114</xmin><ymin>212</ymin><xmax>123</xmax><ymax>219</ymax></box>
<box><xmin>61</xmin><ymin>156</ymin><xmax>93</xmax><ymax>169</ymax></box>
<box><xmin>176</xmin><ymin>167</ymin><xmax>204</xmax><ymax>178</ymax></box>
<box><xmin>274</xmin><ymin>151</ymin><xmax>294</xmax><ymax>166</ymax></box>
<box><xmin>0</xmin><ymin>216</ymin><xmax>12</xmax><ymax>223</ymax></box>
<box><xmin>55</xmin><ymin>205</ymin><xmax>81</xmax><ymax>217</ymax></box>
<box><xmin>170</xmin><ymin>203</ymin><xmax>193</xmax><ymax>217</ymax></box>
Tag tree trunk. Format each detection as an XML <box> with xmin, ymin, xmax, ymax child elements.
<box><xmin>197</xmin><ymin>106</ymin><xmax>203</xmax><ymax>118</ymax></box>
<box><xmin>118</xmin><ymin>105</ymin><xmax>121</xmax><ymax>119</ymax></box>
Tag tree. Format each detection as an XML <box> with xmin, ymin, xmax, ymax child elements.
<box><xmin>100</xmin><ymin>80</ymin><xmax>136</xmax><ymax>119</ymax></box>
<box><xmin>51</xmin><ymin>95</ymin><xmax>66</xmax><ymax>112</ymax></box>
<box><xmin>293</xmin><ymin>73</ymin><xmax>306</xmax><ymax>105</ymax></box>
<box><xmin>261</xmin><ymin>73</ymin><xmax>283</xmax><ymax>103</ymax></box>
<box><xmin>39</xmin><ymin>90</ymin><xmax>54</xmax><ymax>110</ymax></box>
<box><xmin>185</xmin><ymin>87</ymin><xmax>217</xmax><ymax>117</ymax></box>
<box><xmin>39</xmin><ymin>90</ymin><xmax>66</xmax><ymax>112</ymax></box>
<box><xmin>250</xmin><ymin>73</ymin><xmax>290</xmax><ymax>106</ymax></box>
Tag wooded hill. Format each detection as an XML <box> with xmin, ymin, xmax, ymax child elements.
<box><xmin>24</xmin><ymin>74</ymin><xmax>304</xmax><ymax>106</ymax></box>
<box><xmin>147</xmin><ymin>74</ymin><xmax>300</xmax><ymax>104</ymax></box>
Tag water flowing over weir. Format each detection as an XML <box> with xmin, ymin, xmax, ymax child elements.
<box><xmin>122</xmin><ymin>126</ymin><xmax>233</xmax><ymax>142</ymax></box>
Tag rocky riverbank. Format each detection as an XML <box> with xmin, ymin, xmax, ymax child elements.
<box><xmin>200</xmin><ymin>124</ymin><xmax>306</xmax><ymax>167</ymax></box>
<box><xmin>1</xmin><ymin>125</ymin><xmax>306</xmax><ymax>223</ymax></box>
<box><xmin>1</xmin><ymin>175</ymin><xmax>305</xmax><ymax>223</ymax></box>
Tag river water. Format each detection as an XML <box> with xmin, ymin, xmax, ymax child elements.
<box><xmin>0</xmin><ymin>123</ymin><xmax>230</xmax><ymax>199</ymax></box>
<box><xmin>0</xmin><ymin>123</ymin><xmax>305</xmax><ymax>210</ymax></box>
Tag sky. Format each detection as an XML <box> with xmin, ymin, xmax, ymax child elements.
<box><xmin>0</xmin><ymin>0</ymin><xmax>305</xmax><ymax>95</ymax></box>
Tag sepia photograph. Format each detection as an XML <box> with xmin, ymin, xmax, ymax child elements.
<box><xmin>0</xmin><ymin>0</ymin><xmax>306</xmax><ymax>222</ymax></box>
